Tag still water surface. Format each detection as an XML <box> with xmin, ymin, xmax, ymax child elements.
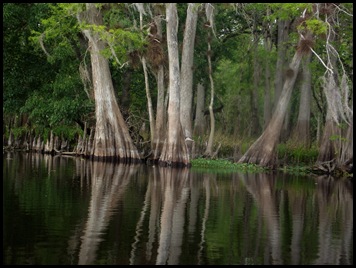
<box><xmin>3</xmin><ymin>152</ymin><xmax>353</xmax><ymax>265</ymax></box>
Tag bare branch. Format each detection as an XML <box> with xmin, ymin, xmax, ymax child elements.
<box><xmin>333</xmin><ymin>3</ymin><xmax>353</xmax><ymax>17</ymax></box>
<box><xmin>39</xmin><ymin>33</ymin><xmax>52</xmax><ymax>58</ymax></box>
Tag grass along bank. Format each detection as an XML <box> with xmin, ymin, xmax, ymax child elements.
<box><xmin>191</xmin><ymin>139</ymin><xmax>320</xmax><ymax>175</ymax></box>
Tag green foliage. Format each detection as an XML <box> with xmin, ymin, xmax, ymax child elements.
<box><xmin>10</xmin><ymin>126</ymin><xmax>29</xmax><ymax>139</ymax></box>
<box><xmin>77</xmin><ymin>4</ymin><xmax>146</xmax><ymax>66</ymax></box>
<box><xmin>277</xmin><ymin>142</ymin><xmax>319</xmax><ymax>166</ymax></box>
<box><xmin>3</xmin><ymin>3</ymin><xmax>54</xmax><ymax>115</ymax></box>
<box><xmin>52</xmin><ymin>125</ymin><xmax>83</xmax><ymax>142</ymax></box>
<box><xmin>191</xmin><ymin>158</ymin><xmax>268</xmax><ymax>173</ymax></box>
<box><xmin>329</xmin><ymin>134</ymin><xmax>347</xmax><ymax>142</ymax></box>
<box><xmin>278</xmin><ymin>165</ymin><xmax>312</xmax><ymax>176</ymax></box>
<box><xmin>298</xmin><ymin>19</ymin><xmax>327</xmax><ymax>35</ymax></box>
<box><xmin>29</xmin><ymin>4</ymin><xmax>81</xmax><ymax>62</ymax></box>
<box><xmin>268</xmin><ymin>3</ymin><xmax>312</xmax><ymax>21</ymax></box>
<box><xmin>3</xmin><ymin>3</ymin><xmax>353</xmax><ymax>167</ymax></box>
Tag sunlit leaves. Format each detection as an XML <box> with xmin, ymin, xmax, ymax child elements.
<box><xmin>298</xmin><ymin>19</ymin><xmax>327</xmax><ymax>35</ymax></box>
<box><xmin>268</xmin><ymin>3</ymin><xmax>312</xmax><ymax>21</ymax></box>
<box><xmin>29</xmin><ymin>4</ymin><xmax>80</xmax><ymax>62</ymax></box>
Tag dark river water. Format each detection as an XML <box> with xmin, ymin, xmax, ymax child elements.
<box><xmin>3</xmin><ymin>152</ymin><xmax>353</xmax><ymax>265</ymax></box>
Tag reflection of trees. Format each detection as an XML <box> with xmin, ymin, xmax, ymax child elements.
<box><xmin>77</xmin><ymin>161</ymin><xmax>138</xmax><ymax>265</ymax></box>
<box><xmin>129</xmin><ymin>167</ymin><xmax>154</xmax><ymax>264</ymax></box>
<box><xmin>146</xmin><ymin>167</ymin><xmax>163</xmax><ymax>261</ymax></box>
<box><xmin>313</xmin><ymin>176</ymin><xmax>353</xmax><ymax>265</ymax></box>
<box><xmin>188</xmin><ymin>172</ymin><xmax>200</xmax><ymax>238</ymax></box>
<box><xmin>128</xmin><ymin>167</ymin><xmax>190</xmax><ymax>265</ymax></box>
<box><xmin>288</xmin><ymin>183</ymin><xmax>307</xmax><ymax>265</ymax></box>
<box><xmin>156</xmin><ymin>167</ymin><xmax>189</xmax><ymax>265</ymax></box>
<box><xmin>4</xmin><ymin>153</ymin><xmax>353</xmax><ymax>265</ymax></box>
<box><xmin>198</xmin><ymin>173</ymin><xmax>218</xmax><ymax>264</ymax></box>
<box><xmin>242</xmin><ymin>173</ymin><xmax>282</xmax><ymax>265</ymax></box>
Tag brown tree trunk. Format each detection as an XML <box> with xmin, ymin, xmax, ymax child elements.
<box><xmin>204</xmin><ymin>29</ymin><xmax>215</xmax><ymax>157</ymax></box>
<box><xmin>251</xmin><ymin>32</ymin><xmax>261</xmax><ymax>137</ymax></box>
<box><xmin>339</xmin><ymin>121</ymin><xmax>353</xmax><ymax>168</ymax></box>
<box><xmin>180</xmin><ymin>3</ymin><xmax>198</xmax><ymax>140</ymax></box>
<box><xmin>120</xmin><ymin>67</ymin><xmax>132</xmax><ymax>119</ymax></box>
<box><xmin>263</xmin><ymin>9</ymin><xmax>272</xmax><ymax>129</ymax></box>
<box><xmin>138</xmin><ymin>11</ymin><xmax>155</xmax><ymax>151</ymax></box>
<box><xmin>274</xmin><ymin>20</ymin><xmax>291</xmax><ymax>142</ymax></box>
<box><xmin>290</xmin><ymin>52</ymin><xmax>312</xmax><ymax>147</ymax></box>
<box><xmin>316</xmin><ymin>13</ymin><xmax>353</xmax><ymax>170</ymax></box>
<box><xmin>274</xmin><ymin>19</ymin><xmax>290</xmax><ymax>109</ymax></box>
<box><xmin>193</xmin><ymin>82</ymin><xmax>206</xmax><ymax>136</ymax></box>
<box><xmin>153</xmin><ymin>64</ymin><xmax>167</xmax><ymax>160</ymax></box>
<box><xmin>238</xmin><ymin>45</ymin><xmax>306</xmax><ymax>167</ymax></box>
<box><xmin>152</xmin><ymin>12</ymin><xmax>167</xmax><ymax>161</ymax></box>
<box><xmin>316</xmin><ymin>110</ymin><xmax>341</xmax><ymax>164</ymax></box>
<box><xmin>78</xmin><ymin>4</ymin><xmax>141</xmax><ymax>162</ymax></box>
<box><xmin>142</xmin><ymin>56</ymin><xmax>155</xmax><ymax>150</ymax></box>
<box><xmin>159</xmin><ymin>3</ymin><xmax>190</xmax><ymax>167</ymax></box>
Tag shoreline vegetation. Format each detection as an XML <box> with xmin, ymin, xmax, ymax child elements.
<box><xmin>3</xmin><ymin>130</ymin><xmax>352</xmax><ymax>178</ymax></box>
<box><xmin>4</xmin><ymin>4</ymin><xmax>352</xmax><ymax>177</ymax></box>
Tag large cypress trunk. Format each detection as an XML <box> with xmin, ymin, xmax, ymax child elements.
<box><xmin>316</xmin><ymin>11</ymin><xmax>353</xmax><ymax>172</ymax></box>
<box><xmin>290</xmin><ymin>52</ymin><xmax>312</xmax><ymax>147</ymax></box>
<box><xmin>316</xmin><ymin>111</ymin><xmax>341</xmax><ymax>163</ymax></box>
<box><xmin>274</xmin><ymin>19</ymin><xmax>291</xmax><ymax>109</ymax></box>
<box><xmin>79</xmin><ymin>4</ymin><xmax>141</xmax><ymax>162</ymax></box>
<box><xmin>152</xmin><ymin>12</ymin><xmax>167</xmax><ymax>161</ymax></box>
<box><xmin>159</xmin><ymin>4</ymin><xmax>190</xmax><ymax>167</ymax></box>
<box><xmin>180</xmin><ymin>3</ymin><xmax>198</xmax><ymax>140</ymax></box>
<box><xmin>238</xmin><ymin>47</ymin><xmax>306</xmax><ymax>167</ymax></box>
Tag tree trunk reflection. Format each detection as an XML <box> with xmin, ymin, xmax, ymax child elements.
<box><xmin>313</xmin><ymin>176</ymin><xmax>353</xmax><ymax>265</ymax></box>
<box><xmin>156</xmin><ymin>167</ymin><xmax>189</xmax><ymax>264</ymax></box>
<box><xmin>242</xmin><ymin>173</ymin><xmax>282</xmax><ymax>264</ymax></box>
<box><xmin>77</xmin><ymin>161</ymin><xmax>139</xmax><ymax>265</ymax></box>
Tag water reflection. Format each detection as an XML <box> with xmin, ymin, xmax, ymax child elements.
<box><xmin>242</xmin><ymin>173</ymin><xmax>282</xmax><ymax>264</ymax></box>
<box><xmin>313</xmin><ymin>175</ymin><xmax>353</xmax><ymax>265</ymax></box>
<box><xmin>3</xmin><ymin>153</ymin><xmax>353</xmax><ymax>265</ymax></box>
<box><xmin>76</xmin><ymin>161</ymin><xmax>140</xmax><ymax>265</ymax></box>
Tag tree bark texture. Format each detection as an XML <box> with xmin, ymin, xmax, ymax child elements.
<box><xmin>274</xmin><ymin>19</ymin><xmax>290</xmax><ymax>108</ymax></box>
<box><xmin>291</xmin><ymin>52</ymin><xmax>312</xmax><ymax>147</ymax></box>
<box><xmin>138</xmin><ymin>11</ymin><xmax>155</xmax><ymax>151</ymax></box>
<box><xmin>316</xmin><ymin>111</ymin><xmax>341</xmax><ymax>164</ymax></box>
<box><xmin>238</xmin><ymin>49</ymin><xmax>304</xmax><ymax>167</ymax></box>
<box><xmin>275</xmin><ymin>20</ymin><xmax>292</xmax><ymax>142</ymax></box>
<box><xmin>263</xmin><ymin>9</ymin><xmax>272</xmax><ymax>129</ymax></box>
<box><xmin>79</xmin><ymin>4</ymin><xmax>141</xmax><ymax>162</ymax></box>
<box><xmin>251</xmin><ymin>33</ymin><xmax>261</xmax><ymax>137</ymax></box>
<box><xmin>204</xmin><ymin>29</ymin><xmax>216</xmax><ymax>157</ymax></box>
<box><xmin>152</xmin><ymin>13</ymin><xmax>167</xmax><ymax>160</ymax></box>
<box><xmin>193</xmin><ymin>82</ymin><xmax>206</xmax><ymax>136</ymax></box>
<box><xmin>142</xmin><ymin>56</ymin><xmax>155</xmax><ymax>150</ymax></box>
<box><xmin>159</xmin><ymin>3</ymin><xmax>190</xmax><ymax>167</ymax></box>
<box><xmin>316</xmin><ymin>19</ymin><xmax>353</xmax><ymax>169</ymax></box>
<box><xmin>180</xmin><ymin>3</ymin><xmax>198</xmax><ymax>140</ymax></box>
